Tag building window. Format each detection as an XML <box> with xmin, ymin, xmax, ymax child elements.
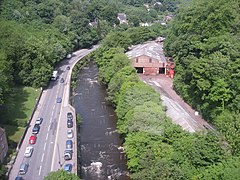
<box><xmin>136</xmin><ymin>58</ymin><xmax>138</xmax><ymax>63</ymax></box>
<box><xmin>149</xmin><ymin>58</ymin><xmax>152</xmax><ymax>63</ymax></box>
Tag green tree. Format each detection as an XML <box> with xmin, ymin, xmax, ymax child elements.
<box><xmin>214</xmin><ymin>110</ymin><xmax>240</xmax><ymax>155</ymax></box>
<box><xmin>119</xmin><ymin>101</ymin><xmax>166</xmax><ymax>134</ymax></box>
<box><xmin>107</xmin><ymin>65</ymin><xmax>138</xmax><ymax>104</ymax></box>
<box><xmin>44</xmin><ymin>170</ymin><xmax>79</xmax><ymax>180</ymax></box>
<box><xmin>0</xmin><ymin>50</ymin><xmax>13</xmax><ymax>105</ymax></box>
<box><xmin>116</xmin><ymin>81</ymin><xmax>161</xmax><ymax>120</ymax></box>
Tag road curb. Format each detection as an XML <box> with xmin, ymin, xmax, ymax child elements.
<box><xmin>7</xmin><ymin>87</ymin><xmax>44</xmax><ymax>178</ymax></box>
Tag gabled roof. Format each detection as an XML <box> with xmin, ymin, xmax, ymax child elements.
<box><xmin>126</xmin><ymin>41</ymin><xmax>166</xmax><ymax>63</ymax></box>
<box><xmin>117</xmin><ymin>13</ymin><xmax>127</xmax><ymax>22</ymax></box>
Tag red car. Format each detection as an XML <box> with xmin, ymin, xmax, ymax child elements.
<box><xmin>29</xmin><ymin>135</ymin><xmax>37</xmax><ymax>145</ymax></box>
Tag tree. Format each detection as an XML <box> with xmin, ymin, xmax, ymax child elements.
<box><xmin>0</xmin><ymin>50</ymin><xmax>13</xmax><ymax>105</ymax></box>
<box><xmin>214</xmin><ymin>110</ymin><xmax>240</xmax><ymax>155</ymax></box>
<box><xmin>118</xmin><ymin>101</ymin><xmax>166</xmax><ymax>134</ymax></box>
<box><xmin>116</xmin><ymin>81</ymin><xmax>161</xmax><ymax>120</ymax></box>
<box><xmin>107</xmin><ymin>65</ymin><xmax>138</xmax><ymax>104</ymax></box>
<box><xmin>44</xmin><ymin>170</ymin><xmax>79</xmax><ymax>180</ymax></box>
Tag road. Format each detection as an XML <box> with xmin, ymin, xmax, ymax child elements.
<box><xmin>139</xmin><ymin>74</ymin><xmax>214</xmax><ymax>132</ymax></box>
<box><xmin>9</xmin><ymin>46</ymin><xmax>98</xmax><ymax>180</ymax></box>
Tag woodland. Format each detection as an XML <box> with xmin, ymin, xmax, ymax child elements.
<box><xmin>0</xmin><ymin>0</ymin><xmax>239</xmax><ymax>179</ymax></box>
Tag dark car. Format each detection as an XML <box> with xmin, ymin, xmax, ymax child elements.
<box><xmin>60</xmin><ymin>78</ymin><xmax>64</xmax><ymax>83</ymax></box>
<box><xmin>66</xmin><ymin>66</ymin><xmax>70</xmax><ymax>70</ymax></box>
<box><xmin>64</xmin><ymin>164</ymin><xmax>72</xmax><ymax>172</ymax></box>
<box><xmin>64</xmin><ymin>150</ymin><xmax>72</xmax><ymax>160</ymax></box>
<box><xmin>67</xmin><ymin>119</ymin><xmax>73</xmax><ymax>128</ymax></box>
<box><xmin>15</xmin><ymin>177</ymin><xmax>23</xmax><ymax>180</ymax></box>
<box><xmin>57</xmin><ymin>97</ymin><xmax>62</xmax><ymax>103</ymax></box>
<box><xmin>67</xmin><ymin>112</ymin><xmax>73</xmax><ymax>120</ymax></box>
<box><xmin>32</xmin><ymin>124</ymin><xmax>40</xmax><ymax>134</ymax></box>
<box><xmin>19</xmin><ymin>163</ymin><xmax>29</xmax><ymax>175</ymax></box>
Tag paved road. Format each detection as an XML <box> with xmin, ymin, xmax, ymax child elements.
<box><xmin>9</xmin><ymin>47</ymin><xmax>98</xmax><ymax>180</ymax></box>
<box><xmin>139</xmin><ymin>74</ymin><xmax>214</xmax><ymax>132</ymax></box>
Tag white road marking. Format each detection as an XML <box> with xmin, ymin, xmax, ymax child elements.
<box><xmin>51</xmin><ymin>110</ymin><xmax>54</xmax><ymax>119</ymax></box>
<box><xmin>41</xmin><ymin>153</ymin><xmax>45</xmax><ymax>162</ymax></box>
<box><xmin>46</xmin><ymin>133</ymin><xmax>49</xmax><ymax>140</ymax></box>
<box><xmin>38</xmin><ymin>165</ymin><xmax>42</xmax><ymax>175</ymax></box>
<box><xmin>44</xmin><ymin>142</ymin><xmax>47</xmax><ymax>151</ymax></box>
<box><xmin>48</xmin><ymin>125</ymin><xmax>50</xmax><ymax>131</ymax></box>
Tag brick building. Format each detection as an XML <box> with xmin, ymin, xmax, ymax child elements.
<box><xmin>0</xmin><ymin>127</ymin><xmax>8</xmax><ymax>163</ymax></box>
<box><xmin>126</xmin><ymin>41</ymin><xmax>167</xmax><ymax>75</ymax></box>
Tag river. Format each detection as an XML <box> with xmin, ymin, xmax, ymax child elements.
<box><xmin>73</xmin><ymin>61</ymin><xmax>129</xmax><ymax>180</ymax></box>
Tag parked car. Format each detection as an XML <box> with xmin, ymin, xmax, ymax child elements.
<box><xmin>66</xmin><ymin>54</ymin><xmax>72</xmax><ymax>59</ymax></box>
<box><xmin>67</xmin><ymin>112</ymin><xmax>73</xmax><ymax>120</ymax></box>
<box><xmin>66</xmin><ymin>140</ymin><xmax>73</xmax><ymax>150</ymax></box>
<box><xmin>15</xmin><ymin>177</ymin><xmax>23</xmax><ymax>180</ymax></box>
<box><xmin>32</xmin><ymin>124</ymin><xmax>40</xmax><ymax>134</ymax></box>
<box><xmin>57</xmin><ymin>97</ymin><xmax>62</xmax><ymax>103</ymax></box>
<box><xmin>67</xmin><ymin>129</ymin><xmax>73</xmax><ymax>139</ymax></box>
<box><xmin>29</xmin><ymin>135</ymin><xmax>37</xmax><ymax>145</ymax></box>
<box><xmin>19</xmin><ymin>163</ymin><xmax>29</xmax><ymax>175</ymax></box>
<box><xmin>35</xmin><ymin>117</ymin><xmax>43</xmax><ymax>125</ymax></box>
<box><xmin>64</xmin><ymin>150</ymin><xmax>72</xmax><ymax>160</ymax></box>
<box><xmin>67</xmin><ymin>119</ymin><xmax>73</xmax><ymax>128</ymax></box>
<box><xmin>64</xmin><ymin>164</ymin><xmax>72</xmax><ymax>172</ymax></box>
<box><xmin>60</xmin><ymin>78</ymin><xmax>64</xmax><ymax>83</ymax></box>
<box><xmin>24</xmin><ymin>146</ymin><xmax>33</xmax><ymax>158</ymax></box>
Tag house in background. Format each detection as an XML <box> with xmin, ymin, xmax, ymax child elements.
<box><xmin>126</xmin><ymin>41</ymin><xmax>167</xmax><ymax>75</ymax></box>
<box><xmin>163</xmin><ymin>15</ymin><xmax>173</xmax><ymax>22</ymax></box>
<box><xmin>117</xmin><ymin>13</ymin><xmax>128</xmax><ymax>24</ymax></box>
<box><xmin>0</xmin><ymin>127</ymin><xmax>8</xmax><ymax>163</ymax></box>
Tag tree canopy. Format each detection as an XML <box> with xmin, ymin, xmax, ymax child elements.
<box><xmin>44</xmin><ymin>170</ymin><xmax>79</xmax><ymax>180</ymax></box>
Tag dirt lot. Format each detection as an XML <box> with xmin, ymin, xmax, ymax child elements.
<box><xmin>139</xmin><ymin>74</ymin><xmax>213</xmax><ymax>132</ymax></box>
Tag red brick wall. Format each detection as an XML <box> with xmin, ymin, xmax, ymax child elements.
<box><xmin>143</xmin><ymin>67</ymin><xmax>158</xmax><ymax>75</ymax></box>
<box><xmin>131</xmin><ymin>55</ymin><xmax>165</xmax><ymax>75</ymax></box>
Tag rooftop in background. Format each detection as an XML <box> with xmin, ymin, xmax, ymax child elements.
<box><xmin>117</xmin><ymin>13</ymin><xmax>127</xmax><ymax>24</ymax></box>
<box><xmin>126</xmin><ymin>41</ymin><xmax>166</xmax><ymax>63</ymax></box>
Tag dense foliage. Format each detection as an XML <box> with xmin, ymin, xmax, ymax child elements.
<box><xmin>0</xmin><ymin>0</ymin><xmax>180</xmax><ymax>177</ymax></box>
<box><xmin>164</xmin><ymin>0</ymin><xmax>240</xmax><ymax>154</ymax></box>
<box><xmin>44</xmin><ymin>170</ymin><xmax>79</xmax><ymax>180</ymax></box>
<box><xmin>0</xmin><ymin>0</ymin><xmax>178</xmax><ymax>106</ymax></box>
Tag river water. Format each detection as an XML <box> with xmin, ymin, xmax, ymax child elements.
<box><xmin>73</xmin><ymin>61</ymin><xmax>129</xmax><ymax>180</ymax></box>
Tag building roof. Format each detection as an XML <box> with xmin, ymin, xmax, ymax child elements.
<box><xmin>126</xmin><ymin>41</ymin><xmax>166</xmax><ymax>63</ymax></box>
<box><xmin>117</xmin><ymin>13</ymin><xmax>127</xmax><ymax>23</ymax></box>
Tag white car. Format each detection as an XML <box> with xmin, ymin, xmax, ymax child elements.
<box><xmin>35</xmin><ymin>117</ymin><xmax>43</xmax><ymax>125</ymax></box>
<box><xmin>67</xmin><ymin>129</ymin><xmax>73</xmax><ymax>139</ymax></box>
<box><xmin>24</xmin><ymin>146</ymin><xmax>33</xmax><ymax>158</ymax></box>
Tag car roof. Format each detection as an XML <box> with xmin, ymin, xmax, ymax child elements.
<box><xmin>20</xmin><ymin>163</ymin><xmax>28</xmax><ymax>168</ymax></box>
<box><xmin>64</xmin><ymin>164</ymin><xmax>72</xmax><ymax>169</ymax></box>
<box><xmin>66</xmin><ymin>140</ymin><xmax>72</xmax><ymax>143</ymax></box>
<box><xmin>26</xmin><ymin>146</ymin><xmax>33</xmax><ymax>150</ymax></box>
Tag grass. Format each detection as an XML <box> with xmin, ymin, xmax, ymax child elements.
<box><xmin>0</xmin><ymin>86</ymin><xmax>40</xmax><ymax>144</ymax></box>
